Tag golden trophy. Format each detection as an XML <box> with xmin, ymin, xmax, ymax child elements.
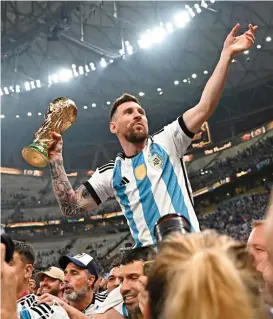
<box><xmin>22</xmin><ymin>97</ymin><xmax>78</xmax><ymax>168</ymax></box>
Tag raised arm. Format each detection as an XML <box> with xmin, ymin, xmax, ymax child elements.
<box><xmin>49</xmin><ymin>133</ymin><xmax>97</xmax><ymax>217</ymax></box>
<box><xmin>183</xmin><ymin>23</ymin><xmax>258</xmax><ymax>134</ymax></box>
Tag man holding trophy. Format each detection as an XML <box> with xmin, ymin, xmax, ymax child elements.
<box><xmin>23</xmin><ymin>24</ymin><xmax>257</xmax><ymax>248</ymax></box>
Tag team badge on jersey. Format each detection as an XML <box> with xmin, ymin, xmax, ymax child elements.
<box><xmin>134</xmin><ymin>164</ymin><xmax>147</xmax><ymax>180</ymax></box>
<box><xmin>148</xmin><ymin>152</ymin><xmax>163</xmax><ymax>170</ymax></box>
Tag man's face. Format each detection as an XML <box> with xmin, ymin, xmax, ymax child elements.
<box><xmin>9</xmin><ymin>252</ymin><xmax>33</xmax><ymax>297</ymax></box>
<box><xmin>110</xmin><ymin>102</ymin><xmax>148</xmax><ymax>144</ymax></box>
<box><xmin>247</xmin><ymin>224</ymin><xmax>268</xmax><ymax>272</ymax></box>
<box><xmin>107</xmin><ymin>267</ymin><xmax>121</xmax><ymax>293</ymax></box>
<box><xmin>119</xmin><ymin>261</ymin><xmax>143</xmax><ymax>313</ymax></box>
<box><xmin>63</xmin><ymin>263</ymin><xmax>93</xmax><ymax>302</ymax></box>
<box><xmin>39</xmin><ymin>274</ymin><xmax>62</xmax><ymax>297</ymax></box>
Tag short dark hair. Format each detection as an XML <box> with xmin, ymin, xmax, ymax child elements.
<box><xmin>13</xmin><ymin>240</ymin><xmax>35</xmax><ymax>265</ymax></box>
<box><xmin>110</xmin><ymin>93</ymin><xmax>140</xmax><ymax>119</ymax></box>
<box><xmin>120</xmin><ymin>246</ymin><xmax>156</xmax><ymax>266</ymax></box>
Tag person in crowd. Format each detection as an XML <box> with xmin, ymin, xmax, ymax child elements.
<box><xmin>9</xmin><ymin>240</ymin><xmax>35</xmax><ymax>299</ymax></box>
<box><xmin>95</xmin><ymin>247</ymin><xmax>155</xmax><ymax>319</ymax></box>
<box><xmin>247</xmin><ymin>219</ymin><xmax>268</xmax><ymax>272</ymax></box>
<box><xmin>1</xmin><ymin>243</ymin><xmax>17</xmax><ymax>319</ymax></box>
<box><xmin>6</xmin><ymin>240</ymin><xmax>70</xmax><ymax>319</ymax></box>
<box><xmin>35</xmin><ymin>266</ymin><xmax>65</xmax><ymax>298</ymax></box>
<box><xmin>39</xmin><ymin>253</ymin><xmax>107</xmax><ymax>318</ymax></box>
<box><xmin>264</xmin><ymin>192</ymin><xmax>273</xmax><ymax>308</ymax></box>
<box><xmin>48</xmin><ymin>23</ymin><xmax>257</xmax><ymax>247</ymax></box>
<box><xmin>106</xmin><ymin>263</ymin><xmax>121</xmax><ymax>294</ymax></box>
<box><xmin>139</xmin><ymin>230</ymin><xmax>267</xmax><ymax>319</ymax></box>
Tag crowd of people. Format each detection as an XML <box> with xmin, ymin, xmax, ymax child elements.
<box><xmin>190</xmin><ymin>135</ymin><xmax>273</xmax><ymax>190</ymax></box>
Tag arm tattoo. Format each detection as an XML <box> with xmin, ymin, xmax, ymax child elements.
<box><xmin>49</xmin><ymin>159</ymin><xmax>92</xmax><ymax>217</ymax></box>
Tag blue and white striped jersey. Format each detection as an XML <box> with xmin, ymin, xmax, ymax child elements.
<box><xmin>84</xmin><ymin>116</ymin><xmax>200</xmax><ymax>247</ymax></box>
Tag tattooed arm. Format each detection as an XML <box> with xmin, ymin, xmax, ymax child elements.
<box><xmin>50</xmin><ymin>159</ymin><xmax>97</xmax><ymax>217</ymax></box>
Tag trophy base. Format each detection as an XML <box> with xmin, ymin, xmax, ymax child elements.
<box><xmin>22</xmin><ymin>142</ymin><xmax>49</xmax><ymax>168</ymax></box>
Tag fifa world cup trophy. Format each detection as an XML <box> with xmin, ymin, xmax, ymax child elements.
<box><xmin>22</xmin><ymin>97</ymin><xmax>78</xmax><ymax>168</ymax></box>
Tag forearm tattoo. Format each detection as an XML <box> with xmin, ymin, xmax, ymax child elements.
<box><xmin>49</xmin><ymin>159</ymin><xmax>91</xmax><ymax>217</ymax></box>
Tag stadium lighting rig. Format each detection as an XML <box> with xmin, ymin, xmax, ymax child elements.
<box><xmin>0</xmin><ymin>0</ymin><xmax>270</xmax><ymax>120</ymax></box>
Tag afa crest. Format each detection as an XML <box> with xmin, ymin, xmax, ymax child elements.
<box><xmin>148</xmin><ymin>152</ymin><xmax>163</xmax><ymax>170</ymax></box>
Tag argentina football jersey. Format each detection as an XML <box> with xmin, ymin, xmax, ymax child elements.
<box><xmin>84</xmin><ymin>116</ymin><xmax>200</xmax><ymax>247</ymax></box>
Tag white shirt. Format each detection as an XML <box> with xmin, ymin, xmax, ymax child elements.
<box><xmin>17</xmin><ymin>294</ymin><xmax>69</xmax><ymax>319</ymax></box>
<box><xmin>84</xmin><ymin>116</ymin><xmax>200</xmax><ymax>247</ymax></box>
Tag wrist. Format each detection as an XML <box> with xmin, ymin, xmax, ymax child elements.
<box><xmin>220</xmin><ymin>49</ymin><xmax>233</xmax><ymax>62</ymax></box>
<box><xmin>49</xmin><ymin>157</ymin><xmax>63</xmax><ymax>165</ymax></box>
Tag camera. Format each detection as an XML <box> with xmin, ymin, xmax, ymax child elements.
<box><xmin>0</xmin><ymin>225</ymin><xmax>14</xmax><ymax>263</ymax></box>
<box><xmin>154</xmin><ymin>213</ymin><xmax>191</xmax><ymax>243</ymax></box>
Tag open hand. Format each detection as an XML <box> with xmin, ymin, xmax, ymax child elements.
<box><xmin>223</xmin><ymin>23</ymin><xmax>258</xmax><ymax>57</ymax></box>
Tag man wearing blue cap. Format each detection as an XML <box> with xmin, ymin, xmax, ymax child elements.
<box><xmin>38</xmin><ymin>253</ymin><xmax>107</xmax><ymax>318</ymax></box>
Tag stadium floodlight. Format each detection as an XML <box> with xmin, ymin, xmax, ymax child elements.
<box><xmin>36</xmin><ymin>80</ymin><xmax>41</xmax><ymax>88</ymax></box>
<box><xmin>139</xmin><ymin>92</ymin><xmax>145</xmax><ymax>96</ymax></box>
<box><xmin>16</xmin><ymin>115</ymin><xmax>20</xmax><ymax>118</ymax></box>
<box><xmin>165</xmin><ymin>22</ymin><xmax>174</xmax><ymax>34</ymax></box>
<box><xmin>204</xmin><ymin>70</ymin><xmax>208</xmax><ymax>74</ymax></box>
<box><xmin>107</xmin><ymin>101</ymin><xmax>111</xmax><ymax>105</ymax></box>
<box><xmin>78</xmin><ymin>66</ymin><xmax>84</xmax><ymax>75</ymax></box>
<box><xmin>109</xmin><ymin>59</ymin><xmax>114</xmax><ymax>64</ymax></box>
<box><xmin>185</xmin><ymin>5</ymin><xmax>196</xmax><ymax>18</ymax></box>
<box><xmin>183</xmin><ymin>79</ymin><xmax>188</xmax><ymax>83</ymax></box>
<box><xmin>27</xmin><ymin>112</ymin><xmax>32</xmax><ymax>116</ymax></box>
<box><xmin>151</xmin><ymin>27</ymin><xmax>167</xmax><ymax>43</ymax></box>
<box><xmin>25</xmin><ymin>82</ymin><xmax>31</xmax><ymax>91</ymax></box>
<box><xmin>90</xmin><ymin>62</ymin><xmax>96</xmax><ymax>71</ymax></box>
<box><xmin>266</xmin><ymin>36</ymin><xmax>272</xmax><ymax>42</ymax></box>
<box><xmin>100</xmin><ymin>58</ymin><xmax>107</xmax><ymax>68</ymax></box>
<box><xmin>83</xmin><ymin>105</ymin><xmax>88</xmax><ymax>109</ymax></box>
<box><xmin>174</xmin><ymin>80</ymin><xmax>179</xmax><ymax>85</ymax></box>
<box><xmin>9</xmin><ymin>86</ymin><xmax>14</xmax><ymax>92</ymax></box>
<box><xmin>38</xmin><ymin>112</ymin><xmax>42</xmax><ymax>116</ymax></box>
<box><xmin>209</xmin><ymin>0</ymin><xmax>215</xmax><ymax>3</ymax></box>
<box><xmin>0</xmin><ymin>114</ymin><xmax>5</xmax><ymax>119</ymax></box>
<box><xmin>201</xmin><ymin>0</ymin><xmax>208</xmax><ymax>9</ymax></box>
<box><xmin>52</xmin><ymin>73</ymin><xmax>59</xmax><ymax>83</ymax></box>
<box><xmin>72</xmin><ymin>69</ymin><xmax>79</xmax><ymax>77</ymax></box>
<box><xmin>257</xmin><ymin>44</ymin><xmax>262</xmax><ymax>49</ymax></box>
<box><xmin>194</xmin><ymin>4</ymin><xmax>202</xmax><ymax>13</ymax></box>
<box><xmin>15</xmin><ymin>85</ymin><xmax>21</xmax><ymax>92</ymax></box>
<box><xmin>174</xmin><ymin>11</ymin><xmax>191</xmax><ymax>28</ymax></box>
<box><xmin>159</xmin><ymin>91</ymin><xmax>163</xmax><ymax>95</ymax></box>
<box><xmin>30</xmin><ymin>81</ymin><xmax>36</xmax><ymax>89</ymax></box>
<box><xmin>85</xmin><ymin>65</ymin><xmax>90</xmax><ymax>73</ymax></box>
<box><xmin>127</xmin><ymin>45</ymin><xmax>134</xmax><ymax>55</ymax></box>
<box><xmin>92</xmin><ymin>103</ymin><xmax>96</xmax><ymax>107</ymax></box>
<box><xmin>71</xmin><ymin>64</ymin><xmax>76</xmax><ymax>69</ymax></box>
<box><xmin>192</xmin><ymin>73</ymin><xmax>197</xmax><ymax>78</ymax></box>
<box><xmin>58</xmin><ymin>69</ymin><xmax>73</xmax><ymax>81</ymax></box>
<box><xmin>244</xmin><ymin>50</ymin><xmax>249</xmax><ymax>55</ymax></box>
<box><xmin>0</xmin><ymin>89</ymin><xmax>3</xmax><ymax>95</ymax></box>
<box><xmin>4</xmin><ymin>87</ymin><xmax>9</xmax><ymax>94</ymax></box>
<box><xmin>138</xmin><ymin>32</ymin><xmax>152</xmax><ymax>49</ymax></box>
<box><xmin>157</xmin><ymin>88</ymin><xmax>162</xmax><ymax>91</ymax></box>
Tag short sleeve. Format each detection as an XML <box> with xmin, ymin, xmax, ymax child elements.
<box><xmin>153</xmin><ymin>115</ymin><xmax>194</xmax><ymax>157</ymax></box>
<box><xmin>83</xmin><ymin>162</ymin><xmax>114</xmax><ymax>205</ymax></box>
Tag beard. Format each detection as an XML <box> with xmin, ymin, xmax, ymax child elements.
<box><xmin>64</xmin><ymin>284</ymin><xmax>88</xmax><ymax>301</ymax></box>
<box><xmin>125</xmin><ymin>126</ymin><xmax>148</xmax><ymax>144</ymax></box>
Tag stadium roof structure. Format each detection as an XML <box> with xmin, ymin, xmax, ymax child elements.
<box><xmin>1</xmin><ymin>1</ymin><xmax>273</xmax><ymax>170</ymax></box>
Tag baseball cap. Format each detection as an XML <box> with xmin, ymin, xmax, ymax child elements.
<box><xmin>35</xmin><ymin>266</ymin><xmax>65</xmax><ymax>282</ymax></box>
<box><xmin>59</xmin><ymin>253</ymin><xmax>99</xmax><ymax>281</ymax></box>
